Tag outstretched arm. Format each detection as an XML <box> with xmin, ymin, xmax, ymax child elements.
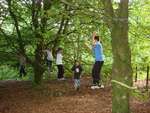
<box><xmin>92</xmin><ymin>32</ymin><xmax>96</xmax><ymax>45</ymax></box>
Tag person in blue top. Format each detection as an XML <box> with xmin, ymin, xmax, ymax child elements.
<box><xmin>91</xmin><ymin>32</ymin><xmax>104</xmax><ymax>89</ymax></box>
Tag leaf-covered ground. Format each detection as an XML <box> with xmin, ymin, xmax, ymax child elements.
<box><xmin>0</xmin><ymin>77</ymin><xmax>150</xmax><ymax>113</ymax></box>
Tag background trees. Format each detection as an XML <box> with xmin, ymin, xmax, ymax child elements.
<box><xmin>0</xmin><ymin>0</ymin><xmax>149</xmax><ymax>80</ymax></box>
<box><xmin>0</xmin><ymin>0</ymin><xmax>149</xmax><ymax>82</ymax></box>
<box><xmin>0</xmin><ymin>0</ymin><xmax>150</xmax><ymax>113</ymax></box>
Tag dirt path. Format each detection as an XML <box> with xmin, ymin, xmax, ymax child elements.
<box><xmin>0</xmin><ymin>77</ymin><xmax>150</xmax><ymax>113</ymax></box>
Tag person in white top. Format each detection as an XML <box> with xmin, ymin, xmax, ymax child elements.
<box><xmin>44</xmin><ymin>48</ymin><xmax>53</xmax><ymax>76</ymax></box>
<box><xmin>56</xmin><ymin>47</ymin><xmax>65</xmax><ymax>80</ymax></box>
<box><xmin>17</xmin><ymin>53</ymin><xmax>26</xmax><ymax>78</ymax></box>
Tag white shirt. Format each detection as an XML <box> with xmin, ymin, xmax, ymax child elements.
<box><xmin>75</xmin><ymin>68</ymin><xmax>79</xmax><ymax>73</ymax></box>
<box><xmin>56</xmin><ymin>53</ymin><xmax>63</xmax><ymax>65</ymax></box>
<box><xmin>46</xmin><ymin>50</ymin><xmax>53</xmax><ymax>61</ymax></box>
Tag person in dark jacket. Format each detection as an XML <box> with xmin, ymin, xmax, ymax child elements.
<box><xmin>71</xmin><ymin>60</ymin><xmax>83</xmax><ymax>91</ymax></box>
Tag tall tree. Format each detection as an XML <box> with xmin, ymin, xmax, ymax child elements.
<box><xmin>102</xmin><ymin>0</ymin><xmax>132</xmax><ymax>113</ymax></box>
<box><xmin>31</xmin><ymin>0</ymin><xmax>53</xmax><ymax>84</ymax></box>
<box><xmin>31</xmin><ymin>0</ymin><xmax>70</xmax><ymax>84</ymax></box>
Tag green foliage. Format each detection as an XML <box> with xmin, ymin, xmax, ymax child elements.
<box><xmin>0</xmin><ymin>0</ymin><xmax>149</xmax><ymax>83</ymax></box>
<box><xmin>0</xmin><ymin>65</ymin><xmax>18</xmax><ymax>80</ymax></box>
<box><xmin>131</xmin><ymin>89</ymin><xmax>150</xmax><ymax>101</ymax></box>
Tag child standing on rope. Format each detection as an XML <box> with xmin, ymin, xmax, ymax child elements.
<box><xmin>91</xmin><ymin>32</ymin><xmax>105</xmax><ymax>89</ymax></box>
<box><xmin>71</xmin><ymin>60</ymin><xmax>83</xmax><ymax>91</ymax></box>
<box><xmin>44</xmin><ymin>48</ymin><xmax>53</xmax><ymax>77</ymax></box>
<box><xmin>18</xmin><ymin>53</ymin><xmax>26</xmax><ymax>78</ymax></box>
<box><xmin>56</xmin><ymin>47</ymin><xmax>65</xmax><ymax>80</ymax></box>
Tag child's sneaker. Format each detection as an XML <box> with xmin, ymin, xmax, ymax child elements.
<box><xmin>95</xmin><ymin>85</ymin><xmax>100</xmax><ymax>89</ymax></box>
<box><xmin>60</xmin><ymin>78</ymin><xmax>66</xmax><ymax>80</ymax></box>
<box><xmin>91</xmin><ymin>85</ymin><xmax>95</xmax><ymax>89</ymax></box>
<box><xmin>58</xmin><ymin>78</ymin><xmax>66</xmax><ymax>81</ymax></box>
<box><xmin>91</xmin><ymin>85</ymin><xmax>100</xmax><ymax>89</ymax></box>
<box><xmin>99</xmin><ymin>84</ymin><xmax>104</xmax><ymax>88</ymax></box>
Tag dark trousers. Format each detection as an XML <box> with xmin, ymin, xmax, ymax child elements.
<box><xmin>57</xmin><ymin>65</ymin><xmax>64</xmax><ymax>79</ymax></box>
<box><xmin>92</xmin><ymin>61</ymin><xmax>104</xmax><ymax>85</ymax></box>
<box><xmin>46</xmin><ymin>60</ymin><xmax>52</xmax><ymax>71</ymax></box>
<box><xmin>19</xmin><ymin>65</ymin><xmax>26</xmax><ymax>77</ymax></box>
<box><xmin>46</xmin><ymin>60</ymin><xmax>52</xmax><ymax>78</ymax></box>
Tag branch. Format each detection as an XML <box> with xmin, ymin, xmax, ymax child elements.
<box><xmin>31</xmin><ymin>0</ymin><xmax>42</xmax><ymax>29</ymax></box>
<box><xmin>101</xmin><ymin>0</ymin><xmax>114</xmax><ymax>29</ymax></box>
<box><xmin>41</xmin><ymin>0</ymin><xmax>52</xmax><ymax>32</ymax></box>
<box><xmin>60</xmin><ymin>0</ymin><xmax>78</xmax><ymax>8</ymax></box>
<box><xmin>7</xmin><ymin>0</ymin><xmax>25</xmax><ymax>53</ymax></box>
<box><xmin>118</xmin><ymin>0</ymin><xmax>128</xmax><ymax>23</ymax></box>
<box><xmin>48</xmin><ymin>4</ymin><xmax>69</xmax><ymax>49</ymax></box>
<box><xmin>0</xmin><ymin>28</ymin><xmax>17</xmax><ymax>49</ymax></box>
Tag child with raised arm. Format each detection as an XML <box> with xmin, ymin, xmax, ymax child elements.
<box><xmin>71</xmin><ymin>60</ymin><xmax>83</xmax><ymax>91</ymax></box>
<box><xmin>91</xmin><ymin>32</ymin><xmax>105</xmax><ymax>89</ymax></box>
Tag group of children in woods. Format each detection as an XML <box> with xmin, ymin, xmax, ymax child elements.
<box><xmin>18</xmin><ymin>32</ymin><xmax>104</xmax><ymax>90</ymax></box>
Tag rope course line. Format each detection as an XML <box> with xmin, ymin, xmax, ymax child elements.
<box><xmin>111</xmin><ymin>79</ymin><xmax>137</xmax><ymax>90</ymax></box>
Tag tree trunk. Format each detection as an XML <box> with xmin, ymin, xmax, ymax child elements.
<box><xmin>135</xmin><ymin>66</ymin><xmax>137</xmax><ymax>82</ymax></box>
<box><xmin>33</xmin><ymin>42</ymin><xmax>45</xmax><ymax>84</ymax></box>
<box><xmin>31</xmin><ymin>0</ymin><xmax>52</xmax><ymax>84</ymax></box>
<box><xmin>146</xmin><ymin>65</ymin><xmax>149</xmax><ymax>90</ymax></box>
<box><xmin>101</xmin><ymin>0</ymin><xmax>133</xmax><ymax>112</ymax></box>
<box><xmin>111</xmin><ymin>22</ymin><xmax>132</xmax><ymax>113</ymax></box>
<box><xmin>111</xmin><ymin>1</ymin><xmax>132</xmax><ymax>111</ymax></box>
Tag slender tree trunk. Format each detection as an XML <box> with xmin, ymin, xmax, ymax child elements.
<box><xmin>77</xmin><ymin>34</ymin><xmax>80</xmax><ymax>60</ymax></box>
<box><xmin>135</xmin><ymin>66</ymin><xmax>137</xmax><ymax>82</ymax></box>
<box><xmin>146</xmin><ymin>65</ymin><xmax>149</xmax><ymax>90</ymax></box>
<box><xmin>7</xmin><ymin>0</ymin><xmax>26</xmax><ymax>54</ymax></box>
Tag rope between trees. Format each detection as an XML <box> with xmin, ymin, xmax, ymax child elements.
<box><xmin>111</xmin><ymin>80</ymin><xmax>137</xmax><ymax>90</ymax></box>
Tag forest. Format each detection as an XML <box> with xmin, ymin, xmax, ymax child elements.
<box><xmin>0</xmin><ymin>0</ymin><xmax>150</xmax><ymax>113</ymax></box>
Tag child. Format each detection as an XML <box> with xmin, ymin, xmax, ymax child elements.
<box><xmin>44</xmin><ymin>48</ymin><xmax>53</xmax><ymax>76</ymax></box>
<box><xmin>91</xmin><ymin>32</ymin><xmax>104</xmax><ymax>89</ymax></box>
<box><xmin>56</xmin><ymin>47</ymin><xmax>65</xmax><ymax>80</ymax></box>
<box><xmin>71</xmin><ymin>60</ymin><xmax>83</xmax><ymax>91</ymax></box>
<box><xmin>18</xmin><ymin>54</ymin><xmax>26</xmax><ymax>78</ymax></box>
